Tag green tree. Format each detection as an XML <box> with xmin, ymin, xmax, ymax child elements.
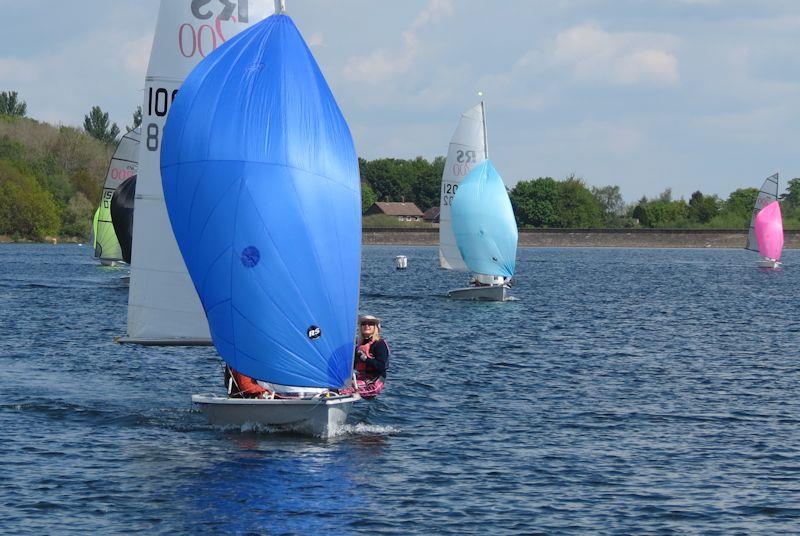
<box><xmin>359</xmin><ymin>156</ymin><xmax>444</xmax><ymax>211</ymax></box>
<box><xmin>632</xmin><ymin>196</ymin><xmax>688</xmax><ymax>228</ymax></box>
<box><xmin>127</xmin><ymin>106</ymin><xmax>142</xmax><ymax>132</ymax></box>
<box><xmin>509</xmin><ymin>177</ymin><xmax>559</xmax><ymax>227</ymax></box>
<box><xmin>361</xmin><ymin>181</ymin><xmax>377</xmax><ymax>214</ymax></box>
<box><xmin>557</xmin><ymin>177</ymin><xmax>603</xmax><ymax>228</ymax></box>
<box><xmin>0</xmin><ymin>160</ymin><xmax>60</xmax><ymax>238</ymax></box>
<box><xmin>591</xmin><ymin>184</ymin><xmax>625</xmax><ymax>224</ymax></box>
<box><xmin>687</xmin><ymin>191</ymin><xmax>719</xmax><ymax>224</ymax></box>
<box><xmin>0</xmin><ymin>91</ymin><xmax>27</xmax><ymax>117</ymax></box>
<box><xmin>70</xmin><ymin>168</ymin><xmax>101</xmax><ymax>204</ymax></box>
<box><xmin>60</xmin><ymin>192</ymin><xmax>94</xmax><ymax>238</ymax></box>
<box><xmin>408</xmin><ymin>156</ymin><xmax>443</xmax><ymax>211</ymax></box>
<box><xmin>724</xmin><ymin>187</ymin><xmax>758</xmax><ymax>217</ymax></box>
<box><xmin>83</xmin><ymin>106</ymin><xmax>120</xmax><ymax>144</ymax></box>
<box><xmin>782</xmin><ymin>178</ymin><xmax>800</xmax><ymax>209</ymax></box>
<box><xmin>360</xmin><ymin>158</ymin><xmax>409</xmax><ymax>203</ymax></box>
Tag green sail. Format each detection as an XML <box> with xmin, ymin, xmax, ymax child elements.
<box><xmin>93</xmin><ymin>128</ymin><xmax>140</xmax><ymax>263</ymax></box>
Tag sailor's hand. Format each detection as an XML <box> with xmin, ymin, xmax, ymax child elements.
<box><xmin>357</xmin><ymin>351</ymin><xmax>368</xmax><ymax>362</ymax></box>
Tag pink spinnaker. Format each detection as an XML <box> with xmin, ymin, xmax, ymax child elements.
<box><xmin>754</xmin><ymin>200</ymin><xmax>784</xmax><ymax>260</ymax></box>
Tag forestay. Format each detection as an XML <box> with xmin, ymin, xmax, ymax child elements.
<box><xmin>161</xmin><ymin>14</ymin><xmax>361</xmax><ymax>387</ymax></box>
<box><xmin>451</xmin><ymin>160</ymin><xmax>518</xmax><ymax>277</ymax></box>
<box><xmin>745</xmin><ymin>173</ymin><xmax>779</xmax><ymax>253</ymax></box>
<box><xmin>124</xmin><ymin>0</ymin><xmax>271</xmax><ymax>344</ymax></box>
<box><xmin>439</xmin><ymin>104</ymin><xmax>487</xmax><ymax>271</ymax></box>
<box><xmin>94</xmin><ymin>128</ymin><xmax>140</xmax><ymax>262</ymax></box>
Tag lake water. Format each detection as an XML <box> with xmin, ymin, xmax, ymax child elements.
<box><xmin>2</xmin><ymin>244</ymin><xmax>800</xmax><ymax>534</ymax></box>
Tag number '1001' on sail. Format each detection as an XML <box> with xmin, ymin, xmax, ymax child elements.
<box><xmin>161</xmin><ymin>3</ymin><xmax>361</xmax><ymax>435</ymax></box>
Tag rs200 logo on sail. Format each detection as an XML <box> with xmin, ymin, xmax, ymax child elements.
<box><xmin>191</xmin><ymin>0</ymin><xmax>249</xmax><ymax>22</ymax></box>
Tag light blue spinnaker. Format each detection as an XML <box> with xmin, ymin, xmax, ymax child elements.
<box><xmin>451</xmin><ymin>160</ymin><xmax>518</xmax><ymax>277</ymax></box>
<box><xmin>160</xmin><ymin>14</ymin><xmax>361</xmax><ymax>388</ymax></box>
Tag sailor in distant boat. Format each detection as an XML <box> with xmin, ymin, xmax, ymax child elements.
<box><xmin>343</xmin><ymin>315</ymin><xmax>389</xmax><ymax>399</ymax></box>
<box><xmin>224</xmin><ymin>365</ymin><xmax>273</xmax><ymax>399</ymax></box>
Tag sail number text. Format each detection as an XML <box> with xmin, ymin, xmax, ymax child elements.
<box><xmin>441</xmin><ymin>183</ymin><xmax>459</xmax><ymax>206</ymax></box>
<box><xmin>145</xmin><ymin>87</ymin><xmax>179</xmax><ymax>152</ymax></box>
<box><xmin>179</xmin><ymin>16</ymin><xmax>235</xmax><ymax>59</ymax></box>
<box><xmin>101</xmin><ymin>189</ymin><xmax>113</xmax><ymax>209</ymax></box>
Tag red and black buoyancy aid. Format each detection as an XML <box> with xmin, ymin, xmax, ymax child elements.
<box><xmin>355</xmin><ymin>338</ymin><xmax>389</xmax><ymax>377</ymax></box>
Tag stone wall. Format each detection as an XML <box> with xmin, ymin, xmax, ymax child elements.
<box><xmin>362</xmin><ymin>228</ymin><xmax>800</xmax><ymax>248</ymax></box>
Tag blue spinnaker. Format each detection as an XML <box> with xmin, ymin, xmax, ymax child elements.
<box><xmin>161</xmin><ymin>14</ymin><xmax>360</xmax><ymax>388</ymax></box>
<box><xmin>451</xmin><ymin>160</ymin><xmax>518</xmax><ymax>277</ymax></box>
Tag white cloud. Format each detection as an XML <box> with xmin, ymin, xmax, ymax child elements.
<box><xmin>119</xmin><ymin>34</ymin><xmax>153</xmax><ymax>79</ymax></box>
<box><xmin>343</xmin><ymin>0</ymin><xmax>453</xmax><ymax>84</ymax></box>
<box><xmin>306</xmin><ymin>32</ymin><xmax>324</xmax><ymax>48</ymax></box>
<box><xmin>552</xmin><ymin>24</ymin><xmax>680</xmax><ymax>87</ymax></box>
<box><xmin>411</xmin><ymin>0</ymin><xmax>454</xmax><ymax>30</ymax></box>
<box><xmin>0</xmin><ymin>58</ymin><xmax>38</xmax><ymax>84</ymax></box>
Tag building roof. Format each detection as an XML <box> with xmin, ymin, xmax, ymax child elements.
<box><xmin>367</xmin><ymin>202</ymin><xmax>424</xmax><ymax>217</ymax></box>
<box><xmin>423</xmin><ymin>206</ymin><xmax>440</xmax><ymax>222</ymax></box>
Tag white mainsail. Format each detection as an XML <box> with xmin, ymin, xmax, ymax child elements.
<box><xmin>123</xmin><ymin>0</ymin><xmax>272</xmax><ymax>344</ymax></box>
<box><xmin>438</xmin><ymin>103</ymin><xmax>488</xmax><ymax>271</ymax></box>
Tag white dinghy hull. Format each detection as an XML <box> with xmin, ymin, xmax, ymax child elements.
<box><xmin>191</xmin><ymin>393</ymin><xmax>359</xmax><ymax>437</ymax></box>
<box><xmin>447</xmin><ymin>284</ymin><xmax>509</xmax><ymax>301</ymax></box>
<box><xmin>757</xmin><ymin>259</ymin><xmax>782</xmax><ymax>269</ymax></box>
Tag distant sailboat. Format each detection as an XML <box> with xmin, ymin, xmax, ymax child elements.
<box><xmin>746</xmin><ymin>173</ymin><xmax>784</xmax><ymax>269</ymax></box>
<box><xmin>119</xmin><ymin>0</ymin><xmax>271</xmax><ymax>345</ymax></box>
<box><xmin>439</xmin><ymin>101</ymin><xmax>518</xmax><ymax>301</ymax></box>
<box><xmin>162</xmin><ymin>0</ymin><xmax>361</xmax><ymax>435</ymax></box>
<box><xmin>92</xmin><ymin>128</ymin><xmax>140</xmax><ymax>266</ymax></box>
<box><xmin>439</xmin><ymin>103</ymin><xmax>488</xmax><ymax>272</ymax></box>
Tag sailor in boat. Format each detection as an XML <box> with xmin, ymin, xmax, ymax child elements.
<box><xmin>342</xmin><ymin>315</ymin><xmax>389</xmax><ymax>399</ymax></box>
<box><xmin>469</xmin><ymin>273</ymin><xmax>508</xmax><ymax>287</ymax></box>
<box><xmin>224</xmin><ymin>365</ymin><xmax>274</xmax><ymax>400</ymax></box>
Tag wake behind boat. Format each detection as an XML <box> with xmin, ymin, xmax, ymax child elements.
<box><xmin>161</xmin><ymin>0</ymin><xmax>362</xmax><ymax>437</ymax></box>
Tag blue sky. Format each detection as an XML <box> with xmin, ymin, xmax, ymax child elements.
<box><xmin>2</xmin><ymin>0</ymin><xmax>800</xmax><ymax>201</ymax></box>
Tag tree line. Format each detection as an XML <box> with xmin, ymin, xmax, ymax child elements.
<box><xmin>0</xmin><ymin>91</ymin><xmax>141</xmax><ymax>240</ymax></box>
<box><xmin>1</xmin><ymin>88</ymin><xmax>797</xmax><ymax>240</ymax></box>
<box><xmin>358</xmin><ymin>156</ymin><xmax>800</xmax><ymax>230</ymax></box>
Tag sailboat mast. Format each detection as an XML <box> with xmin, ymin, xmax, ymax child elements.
<box><xmin>274</xmin><ymin>0</ymin><xmax>286</xmax><ymax>14</ymax></box>
<box><xmin>481</xmin><ymin>100</ymin><xmax>489</xmax><ymax>160</ymax></box>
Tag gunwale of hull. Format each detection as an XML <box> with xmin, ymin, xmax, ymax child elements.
<box><xmin>447</xmin><ymin>284</ymin><xmax>509</xmax><ymax>301</ymax></box>
<box><xmin>191</xmin><ymin>393</ymin><xmax>359</xmax><ymax>437</ymax></box>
